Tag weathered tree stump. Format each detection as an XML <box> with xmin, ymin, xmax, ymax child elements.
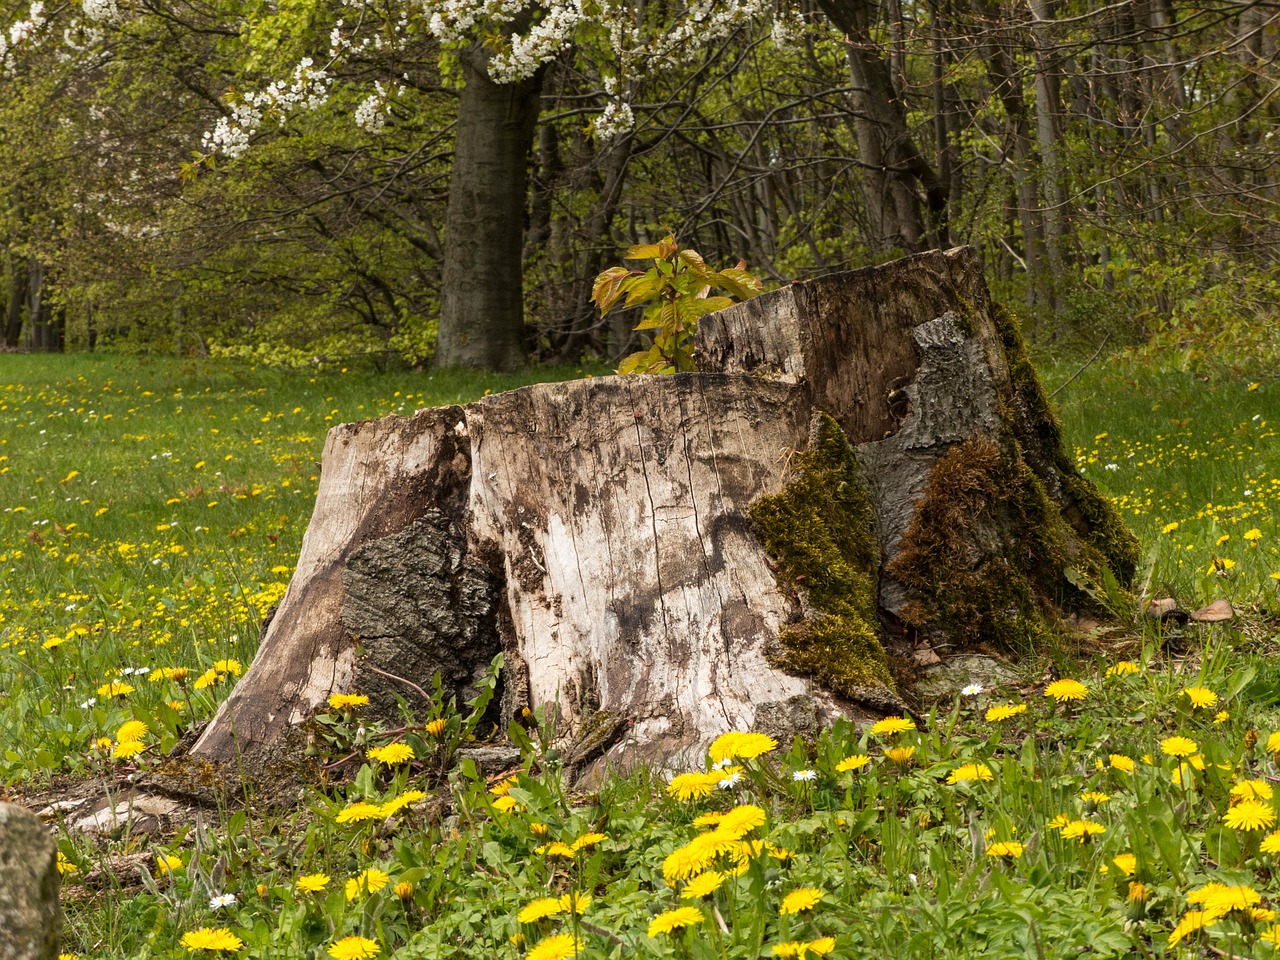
<box><xmin>190</xmin><ymin>247</ymin><xmax>1137</xmax><ymax>773</ymax></box>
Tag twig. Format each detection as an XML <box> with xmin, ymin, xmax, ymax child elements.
<box><xmin>1049</xmin><ymin>331</ymin><xmax>1112</xmax><ymax>400</ymax></box>
<box><xmin>578</xmin><ymin>921</ymin><xmax>625</xmax><ymax>946</ymax></box>
<box><xmin>363</xmin><ymin>664</ymin><xmax>436</xmax><ymax>706</ymax></box>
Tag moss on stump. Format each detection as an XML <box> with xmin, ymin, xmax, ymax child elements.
<box><xmin>750</xmin><ymin>413</ymin><xmax>897</xmax><ymax>706</ymax></box>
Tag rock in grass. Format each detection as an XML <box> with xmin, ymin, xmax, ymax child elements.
<box><xmin>0</xmin><ymin>802</ymin><xmax>61</xmax><ymax>960</ymax></box>
<box><xmin>1189</xmin><ymin>599</ymin><xmax>1234</xmax><ymax>623</ymax></box>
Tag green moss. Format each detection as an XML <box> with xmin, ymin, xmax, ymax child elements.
<box><xmin>749</xmin><ymin>413</ymin><xmax>896</xmax><ymax>703</ymax></box>
<box><xmin>885</xmin><ymin>436</ymin><xmax>1066</xmax><ymax>656</ymax></box>
<box><xmin>991</xmin><ymin>302</ymin><xmax>1141</xmax><ymax>583</ymax></box>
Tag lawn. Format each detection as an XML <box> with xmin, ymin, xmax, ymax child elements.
<box><xmin>1</xmin><ymin>352</ymin><xmax>1278</xmax><ymax>960</ymax></box>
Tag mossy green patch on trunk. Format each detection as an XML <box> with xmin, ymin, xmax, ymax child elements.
<box><xmin>991</xmin><ymin>302</ymin><xmax>1141</xmax><ymax>584</ymax></box>
<box><xmin>749</xmin><ymin>413</ymin><xmax>896</xmax><ymax>703</ymax></box>
<box><xmin>885</xmin><ymin>435</ymin><xmax>1073</xmax><ymax>655</ymax></box>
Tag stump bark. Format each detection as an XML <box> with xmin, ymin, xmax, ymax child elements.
<box><xmin>190</xmin><ymin>247</ymin><xmax>1137</xmax><ymax>772</ymax></box>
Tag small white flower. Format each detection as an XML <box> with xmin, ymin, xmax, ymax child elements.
<box><xmin>210</xmin><ymin>893</ymin><xmax>237</xmax><ymax>909</ymax></box>
<box><xmin>717</xmin><ymin>772</ymin><xmax>743</xmax><ymax>789</ymax></box>
<box><xmin>1104</xmin><ymin>463</ymin><xmax>1119</xmax><ymax>472</ymax></box>
<box><xmin>791</xmin><ymin>769</ymin><xmax>817</xmax><ymax>782</ymax></box>
<box><xmin>960</xmin><ymin>683</ymin><xmax>985</xmax><ymax>697</ymax></box>
<box><xmin>711</xmin><ymin>757</ymin><xmax>734</xmax><ymax>770</ymax></box>
<box><xmin>79</xmin><ymin>698</ymin><xmax>96</xmax><ymax>709</ymax></box>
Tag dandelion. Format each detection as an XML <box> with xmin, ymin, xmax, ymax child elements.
<box><xmin>1106</xmin><ymin>661</ymin><xmax>1139</xmax><ymax>677</ymax></box>
<box><xmin>718</xmin><ymin>804</ymin><xmax>766</xmax><ymax>838</ymax></box>
<box><xmin>1231</xmin><ymin>779</ymin><xmax>1273</xmax><ymax>801</ymax></box>
<box><xmin>1059</xmin><ymin>820</ymin><xmax>1106</xmax><ymax>841</ymax></box>
<box><xmin>1262</xmin><ymin>832</ymin><xmax>1280</xmax><ymax>855</ymax></box>
<box><xmin>1161</xmin><ymin>522</ymin><xmax>1179</xmax><ymax>534</ymax></box>
<box><xmin>985</xmin><ymin>842</ymin><xmax>1024</xmax><ymax>858</ymax></box>
<box><xmin>780</xmin><ymin>887</ymin><xmax>823</xmax><ymax>914</ymax></box>
<box><xmin>56</xmin><ymin>852</ymin><xmax>77</xmax><ymax>875</ymax></box>
<box><xmin>1245</xmin><ymin>528</ymin><xmax>1263</xmax><ymax>544</ymax></box>
<box><xmin>1222</xmin><ymin>799</ymin><xmax>1275</xmax><ymax>831</ymax></box>
<box><xmin>559</xmin><ymin>892</ymin><xmax>590</xmax><ymax>914</ymax></box>
<box><xmin>157</xmin><ymin>854</ymin><xmax>183</xmax><ymax>875</ymax></box>
<box><xmin>344</xmin><ymin>868</ymin><xmax>390</xmax><ymax>900</ymax></box>
<box><xmin>773</xmin><ymin>939</ymin><xmax>836</xmax><ymax>958</ymax></box>
<box><xmin>535</xmin><ymin>842</ymin><xmax>577</xmax><ymax>859</ymax></box>
<box><xmin>707</xmin><ymin>731</ymin><xmax>778</xmax><ymax>763</ymax></box>
<box><xmin>1201</xmin><ymin>884</ymin><xmax>1261</xmax><ymax>918</ymax></box>
<box><xmin>1111</xmin><ymin>853</ymin><xmax>1136</xmax><ymax>876</ymax></box>
<box><xmin>1266</xmin><ymin>731</ymin><xmax>1280</xmax><ymax>754</ymax></box>
<box><xmin>571</xmin><ymin>832</ymin><xmax>606</xmax><ymax>850</ymax></box>
<box><xmin>179</xmin><ymin>928</ymin><xmax>244</xmax><ymax>951</ymax></box>
<box><xmin>366</xmin><ymin>743</ymin><xmax>414</xmax><ymax>764</ymax></box>
<box><xmin>295</xmin><ymin>873</ymin><xmax>330</xmax><ymax>892</ymax></box>
<box><xmin>869</xmin><ymin>716</ymin><xmax>916</xmax><ymax>736</ymax></box>
<box><xmin>1080</xmin><ymin>791</ymin><xmax>1110</xmax><ymax>805</ymax></box>
<box><xmin>1214</xmin><ymin>710</ymin><xmax>1230</xmax><ymax>723</ymax></box>
<box><xmin>1160</xmin><ymin>736</ymin><xmax>1198</xmax><ymax>757</ymax></box>
<box><xmin>327</xmin><ymin>936</ymin><xmax>380</xmax><ymax>960</ymax></box>
<box><xmin>946</xmin><ymin>763</ymin><xmax>994</xmax><ymax>784</ymax></box>
<box><xmin>335</xmin><ymin>802</ymin><xmax>384</xmax><ymax>824</ymax></box>
<box><xmin>328</xmin><ymin>693</ymin><xmax>369</xmax><ymax>710</ymax></box>
<box><xmin>692</xmin><ymin>812</ymin><xmax>724</xmax><ymax>828</ymax></box>
<box><xmin>113</xmin><ymin>739</ymin><xmax>146</xmax><ymax>759</ymax></box>
<box><xmin>379</xmin><ymin>790</ymin><xmax>426</xmax><ymax>816</ymax></box>
<box><xmin>647</xmin><ymin>906</ymin><xmax>704</xmax><ymax>936</ymax></box>
<box><xmin>526</xmin><ymin>933</ymin><xmax>583</xmax><ymax>960</ymax></box>
<box><xmin>529</xmin><ymin>822</ymin><xmax>550</xmax><ymax>836</ymax></box>
<box><xmin>985</xmin><ymin>703</ymin><xmax>1026</xmax><ymax>721</ymax></box>
<box><xmin>1167</xmin><ymin>911</ymin><xmax>1216</xmax><ymax>948</ymax></box>
<box><xmin>681</xmin><ymin>871</ymin><xmax>725</xmax><ymax>898</ymax></box>
<box><xmin>425</xmin><ymin>718</ymin><xmax>447</xmax><ymax>737</ymax></box>
<box><xmin>1044</xmin><ymin>679</ymin><xmax>1088</xmax><ymax>702</ymax></box>
<box><xmin>884</xmin><ymin>746</ymin><xmax>915</xmax><ymax>765</ymax></box>
<box><xmin>835</xmin><ymin>754</ymin><xmax>872</xmax><ymax>772</ymax></box>
<box><xmin>1109</xmin><ymin>754</ymin><xmax>1135</xmax><ymax>772</ymax></box>
<box><xmin>518</xmin><ymin>897</ymin><xmax>566</xmax><ymax>923</ymax></box>
<box><xmin>667</xmin><ymin>771</ymin><xmax>718</xmax><ymax>801</ymax></box>
<box><xmin>1182</xmin><ymin>687</ymin><xmax>1218</xmax><ymax>709</ymax></box>
<box><xmin>97</xmin><ymin>681</ymin><xmax>134</xmax><ymax>697</ymax></box>
<box><xmin>394</xmin><ymin>881</ymin><xmax>414</xmax><ymax>898</ymax></box>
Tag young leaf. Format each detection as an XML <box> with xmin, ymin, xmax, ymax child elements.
<box><xmin>591</xmin><ymin>267</ymin><xmax>634</xmax><ymax>316</ymax></box>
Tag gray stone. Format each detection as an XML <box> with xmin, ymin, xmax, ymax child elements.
<box><xmin>914</xmin><ymin>654</ymin><xmax>1018</xmax><ymax>703</ymax></box>
<box><xmin>67</xmin><ymin>793</ymin><xmax>181</xmax><ymax>837</ymax></box>
<box><xmin>454</xmin><ymin>746</ymin><xmax>522</xmax><ymax>775</ymax></box>
<box><xmin>0</xmin><ymin>802</ymin><xmax>60</xmax><ymax>960</ymax></box>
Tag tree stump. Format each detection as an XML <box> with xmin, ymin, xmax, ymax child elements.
<box><xmin>190</xmin><ymin>247</ymin><xmax>1137</xmax><ymax>774</ymax></box>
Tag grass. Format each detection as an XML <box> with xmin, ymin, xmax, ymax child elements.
<box><xmin>0</xmin><ymin>352</ymin><xmax>1278</xmax><ymax>960</ymax></box>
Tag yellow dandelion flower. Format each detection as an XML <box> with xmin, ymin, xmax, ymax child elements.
<box><xmin>97</xmin><ymin>681</ymin><xmax>134</xmax><ymax>697</ymax></box>
<box><xmin>1044</xmin><ymin>679</ymin><xmax>1088</xmax><ymax>702</ymax></box>
<box><xmin>379</xmin><ymin>790</ymin><xmax>426</xmax><ymax>816</ymax></box>
<box><xmin>884</xmin><ymin>746</ymin><xmax>915</xmax><ymax>765</ymax></box>
<box><xmin>1267</xmin><ymin>732</ymin><xmax>1280</xmax><ymax>755</ymax></box>
<box><xmin>334</xmin><ymin>802</ymin><xmax>384</xmax><ymax>824</ymax></box>
<box><xmin>662</xmin><ymin>832</ymin><xmax>738</xmax><ymax>883</ymax></box>
<box><xmin>779</xmin><ymin>887</ymin><xmax>823</xmax><ymax>914</ymax></box>
<box><xmin>1245</xmin><ymin>528</ymin><xmax>1263</xmax><ymax>543</ymax></box>
<box><xmin>327</xmin><ymin>936</ymin><xmax>379</xmax><ymax>960</ymax></box>
<box><xmin>681</xmin><ymin>871</ymin><xmax>726</xmax><ymax>899</ymax></box>
<box><xmin>1202</xmin><ymin>885</ymin><xmax>1260</xmax><ymax>918</ymax></box>
<box><xmin>1214</xmin><ymin>710</ymin><xmax>1230</xmax><ymax>724</ymax></box>
<box><xmin>113</xmin><ymin>739</ymin><xmax>146</xmax><ymax>760</ymax></box>
<box><xmin>518</xmin><ymin>897</ymin><xmax>566</xmax><ymax>923</ymax></box>
<box><xmin>366</xmin><ymin>743</ymin><xmax>415</xmax><ymax>765</ymax></box>
<box><xmin>692</xmin><ymin>812</ymin><xmax>725</xmax><ymax>828</ymax></box>
<box><xmin>1160</xmin><ymin>736</ymin><xmax>1198</xmax><ymax>757</ymax></box>
<box><xmin>1182</xmin><ymin>687</ymin><xmax>1218</xmax><ymax>709</ymax></box>
<box><xmin>647</xmin><ymin>906</ymin><xmax>705</xmax><ymax>937</ymax></box>
<box><xmin>984</xmin><ymin>703</ymin><xmax>1027</xmax><ymax>722</ymax></box>
<box><xmin>667</xmin><ymin>771</ymin><xmax>718</xmax><ymax>801</ymax></box>
<box><xmin>156</xmin><ymin>854</ymin><xmax>183</xmax><ymax>874</ymax></box>
<box><xmin>529</xmin><ymin>822</ymin><xmax>550</xmax><ymax>836</ymax></box>
<box><xmin>179</xmin><ymin>928</ymin><xmax>244</xmax><ymax>952</ymax></box>
<box><xmin>985</xmin><ymin>842</ymin><xmax>1024</xmax><ymax>858</ymax></box>
<box><xmin>869</xmin><ymin>716</ymin><xmax>916</xmax><ymax>736</ymax></box>
<box><xmin>708</xmin><ymin>731</ymin><xmax>778</xmax><ymax>763</ymax></box>
<box><xmin>56</xmin><ymin>852</ymin><xmax>77</xmax><ymax>875</ymax></box>
<box><xmin>536</xmin><ymin>842</ymin><xmax>577</xmax><ymax>859</ymax></box>
<box><xmin>718</xmin><ymin>804</ymin><xmax>767</xmax><ymax>839</ymax></box>
<box><xmin>946</xmin><ymin>763</ymin><xmax>994</xmax><ymax>785</ymax></box>
<box><xmin>492</xmin><ymin>796</ymin><xmax>521</xmax><ymax>814</ymax></box>
<box><xmin>526</xmin><ymin>933</ymin><xmax>582</xmax><ymax>960</ymax></box>
<box><xmin>425</xmin><ymin>718</ymin><xmax>447</xmax><ymax>737</ymax></box>
<box><xmin>1106</xmin><ymin>661</ymin><xmax>1139</xmax><ymax>677</ymax></box>
<box><xmin>344</xmin><ymin>868</ymin><xmax>390</xmax><ymax>900</ymax></box>
<box><xmin>1111</xmin><ymin>853</ymin><xmax>1136</xmax><ymax>876</ymax></box>
<box><xmin>295</xmin><ymin>873</ymin><xmax>330</xmax><ymax>893</ymax></box>
<box><xmin>489</xmin><ymin>777</ymin><xmax>517</xmax><ymax>797</ymax></box>
<box><xmin>1167</xmin><ymin>911</ymin><xmax>1216</xmax><ymax>948</ymax></box>
<box><xmin>328</xmin><ymin>693</ymin><xmax>369</xmax><ymax>710</ymax></box>
<box><xmin>558</xmin><ymin>892</ymin><xmax>591</xmax><ymax>914</ymax></box>
<box><xmin>1223</xmin><ymin>799</ymin><xmax>1275</xmax><ymax>831</ymax></box>
<box><xmin>1109</xmin><ymin>754</ymin><xmax>1135</xmax><ymax>773</ymax></box>
<box><xmin>571</xmin><ymin>832</ymin><xmax>606</xmax><ymax>851</ymax></box>
<box><xmin>835</xmin><ymin>753</ymin><xmax>872</xmax><ymax>772</ymax></box>
<box><xmin>1046</xmin><ymin>813</ymin><xmax>1070</xmax><ymax>830</ymax></box>
<box><xmin>1262</xmin><ymin>831</ymin><xmax>1280</xmax><ymax>854</ymax></box>
<box><xmin>1232</xmin><ymin>779</ymin><xmax>1273</xmax><ymax>801</ymax></box>
<box><xmin>1080</xmin><ymin>791</ymin><xmax>1110</xmax><ymax>805</ymax></box>
<box><xmin>1059</xmin><ymin>819</ymin><xmax>1106</xmax><ymax>842</ymax></box>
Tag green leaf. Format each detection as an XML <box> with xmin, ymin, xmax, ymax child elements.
<box><xmin>623</xmin><ymin>271</ymin><xmax>666</xmax><ymax>308</ymax></box>
<box><xmin>714</xmin><ymin>267</ymin><xmax>764</xmax><ymax>300</ymax></box>
<box><xmin>591</xmin><ymin>267</ymin><xmax>634</xmax><ymax>316</ymax></box>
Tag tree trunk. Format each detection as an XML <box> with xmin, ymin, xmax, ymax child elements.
<box><xmin>191</xmin><ymin>247</ymin><xmax>1137</xmax><ymax>777</ymax></box>
<box><xmin>435</xmin><ymin>43</ymin><xmax>542</xmax><ymax>371</ymax></box>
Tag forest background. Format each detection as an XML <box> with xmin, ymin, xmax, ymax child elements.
<box><xmin>0</xmin><ymin>0</ymin><xmax>1275</xmax><ymax>372</ymax></box>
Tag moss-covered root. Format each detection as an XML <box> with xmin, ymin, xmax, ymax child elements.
<box><xmin>991</xmin><ymin>302</ymin><xmax>1141</xmax><ymax>583</ymax></box>
<box><xmin>749</xmin><ymin>413</ymin><xmax>898</xmax><ymax>706</ymax></box>
<box><xmin>885</xmin><ymin>435</ymin><xmax>1077</xmax><ymax>656</ymax></box>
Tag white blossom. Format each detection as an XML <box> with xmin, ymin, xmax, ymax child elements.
<box><xmin>961</xmin><ymin>683</ymin><xmax>985</xmax><ymax>697</ymax></box>
<box><xmin>81</xmin><ymin>0</ymin><xmax>119</xmax><ymax>24</ymax></box>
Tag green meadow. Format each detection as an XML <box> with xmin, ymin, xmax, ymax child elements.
<box><xmin>1</xmin><ymin>353</ymin><xmax>1279</xmax><ymax>960</ymax></box>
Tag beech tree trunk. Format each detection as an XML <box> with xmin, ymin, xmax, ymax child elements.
<box><xmin>191</xmin><ymin>247</ymin><xmax>1137</xmax><ymax>775</ymax></box>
